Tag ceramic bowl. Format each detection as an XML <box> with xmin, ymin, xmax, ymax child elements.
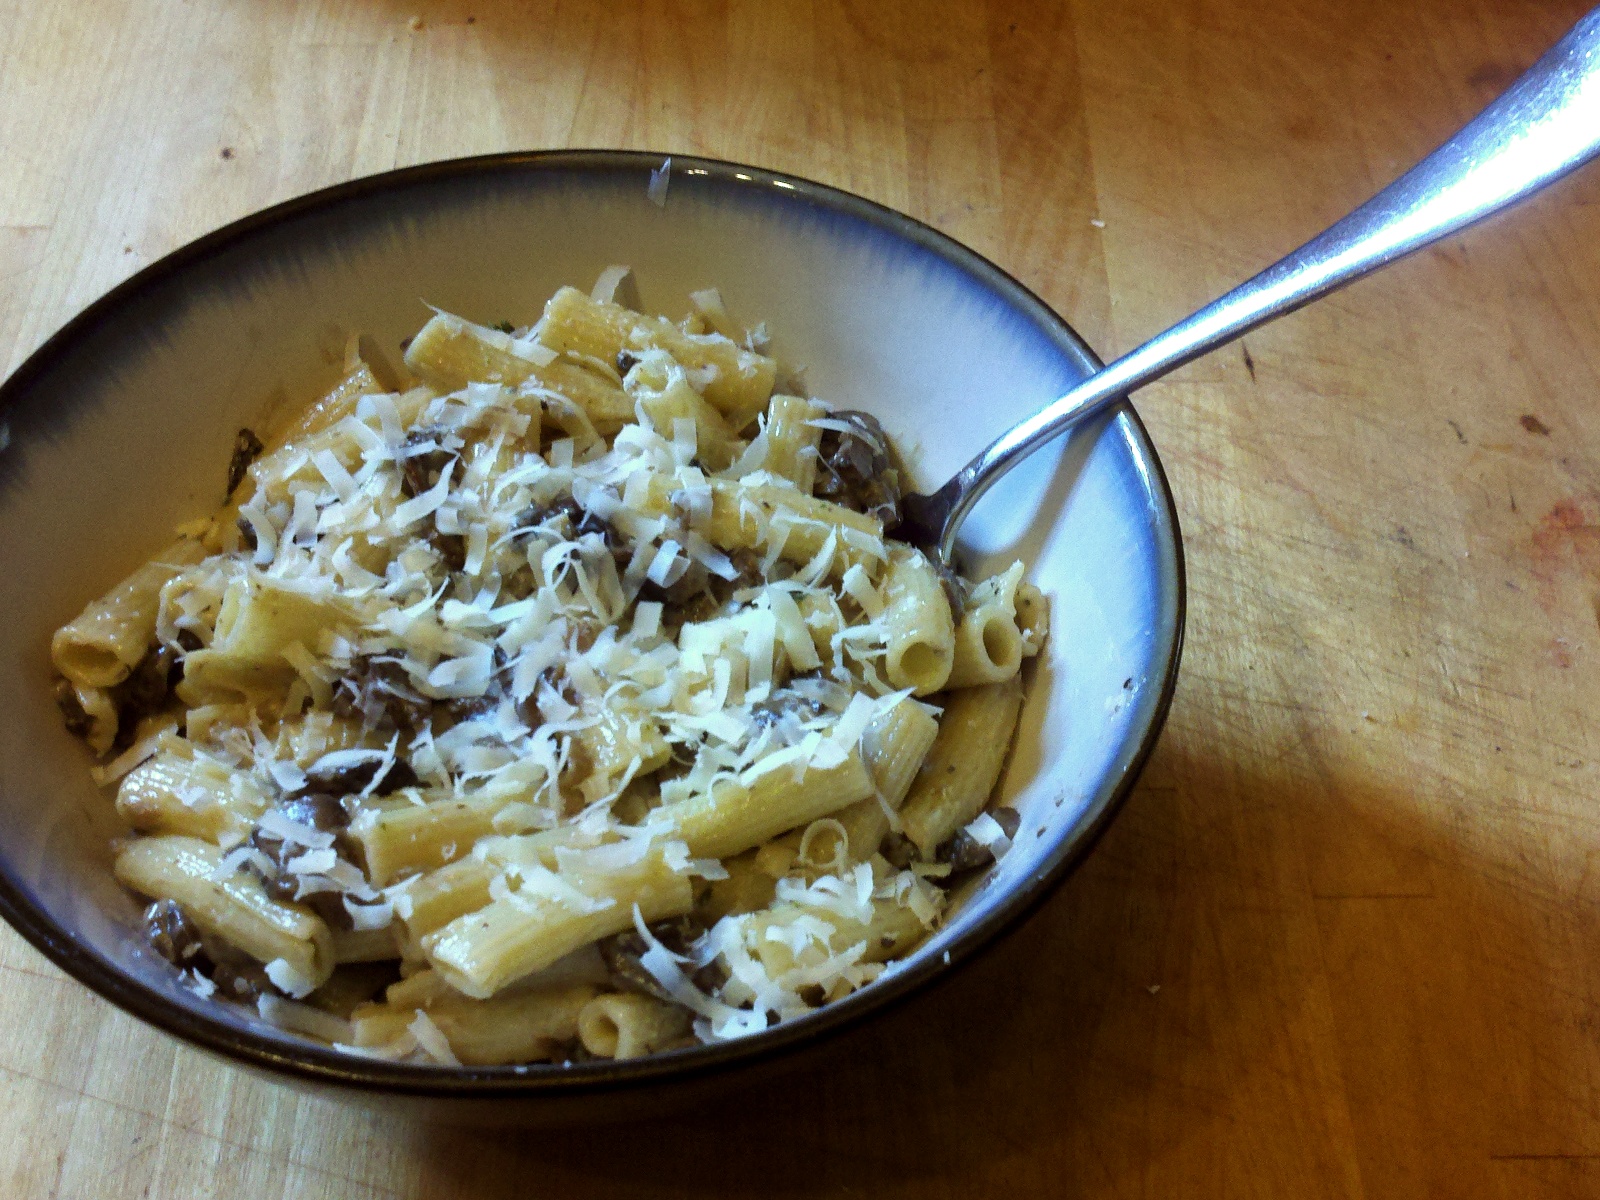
<box><xmin>0</xmin><ymin>151</ymin><xmax>1183</xmax><ymax>1112</ymax></box>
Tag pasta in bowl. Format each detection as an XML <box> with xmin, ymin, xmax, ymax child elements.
<box><xmin>0</xmin><ymin>151</ymin><xmax>1182</xmax><ymax>1102</ymax></box>
<box><xmin>51</xmin><ymin>274</ymin><xmax>1051</xmax><ymax>1067</ymax></box>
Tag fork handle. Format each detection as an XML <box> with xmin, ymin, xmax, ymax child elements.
<box><xmin>913</xmin><ymin>6</ymin><xmax>1600</xmax><ymax>561</ymax></box>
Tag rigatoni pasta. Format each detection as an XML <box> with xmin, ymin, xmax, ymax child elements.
<box><xmin>50</xmin><ymin>272</ymin><xmax>1049</xmax><ymax>1066</ymax></box>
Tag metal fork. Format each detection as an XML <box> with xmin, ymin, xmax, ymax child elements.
<box><xmin>896</xmin><ymin>7</ymin><xmax>1600</xmax><ymax>562</ymax></box>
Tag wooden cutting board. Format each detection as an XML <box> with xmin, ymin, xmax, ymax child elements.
<box><xmin>2</xmin><ymin>1</ymin><xmax>1598</xmax><ymax>1195</ymax></box>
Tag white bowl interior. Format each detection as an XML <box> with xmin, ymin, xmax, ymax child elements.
<box><xmin>0</xmin><ymin>158</ymin><xmax>1180</xmax><ymax>1068</ymax></box>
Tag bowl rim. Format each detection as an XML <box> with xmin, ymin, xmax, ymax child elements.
<box><xmin>0</xmin><ymin>148</ymin><xmax>1186</xmax><ymax>1098</ymax></box>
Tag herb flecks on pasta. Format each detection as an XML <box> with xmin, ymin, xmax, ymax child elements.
<box><xmin>50</xmin><ymin>272</ymin><xmax>1050</xmax><ymax>1066</ymax></box>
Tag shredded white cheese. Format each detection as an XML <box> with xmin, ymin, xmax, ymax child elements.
<box><xmin>59</xmin><ymin>278</ymin><xmax>1050</xmax><ymax>1067</ymax></box>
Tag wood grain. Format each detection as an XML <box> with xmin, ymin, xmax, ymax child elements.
<box><xmin>3</xmin><ymin>0</ymin><xmax>1600</xmax><ymax>1195</ymax></box>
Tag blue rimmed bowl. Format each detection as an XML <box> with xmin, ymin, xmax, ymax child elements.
<box><xmin>0</xmin><ymin>150</ymin><xmax>1183</xmax><ymax>1116</ymax></box>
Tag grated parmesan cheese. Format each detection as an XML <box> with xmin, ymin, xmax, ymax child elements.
<box><xmin>57</xmin><ymin>278</ymin><xmax>1050</xmax><ymax>1067</ymax></box>
<box><xmin>407</xmin><ymin>1009</ymin><xmax>462</xmax><ymax>1066</ymax></box>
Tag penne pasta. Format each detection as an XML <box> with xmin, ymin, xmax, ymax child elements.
<box><xmin>404</xmin><ymin>310</ymin><xmax>636</xmax><ymax>434</ymax></box>
<box><xmin>631</xmin><ymin>364</ymin><xmax>741</xmax><ymax>472</ymax></box>
<box><xmin>394</xmin><ymin>856</ymin><xmax>499</xmax><ymax>945</ymax></box>
<box><xmin>826</xmin><ymin>696</ymin><xmax>943</xmax><ymax>862</ymax></box>
<box><xmin>268</xmin><ymin>357</ymin><xmax>387</xmax><ymax>451</ymax></box>
<box><xmin>351</xmin><ymin>982</ymin><xmax>598</xmax><ymax>1066</ymax></box>
<box><xmin>739</xmin><ymin>894</ymin><xmax>929</xmax><ymax>980</ymax></box>
<box><xmin>207</xmin><ymin>576</ymin><xmax>354</xmax><ymax>666</ymax></box>
<box><xmin>115</xmin><ymin>835</ymin><xmax>334</xmax><ymax>994</ymax></box>
<box><xmin>577</xmin><ymin>992</ymin><xmax>693</xmax><ymax>1059</ymax></box>
<box><xmin>538</xmin><ymin>286</ymin><xmax>776</xmax><ymax>429</ymax></box>
<box><xmin>699</xmin><ymin>847</ymin><xmax>782</xmax><ymax>921</ymax></box>
<box><xmin>52</xmin><ymin>538</ymin><xmax>207</xmax><ymax>689</ymax></box>
<box><xmin>880</xmin><ymin>547</ymin><xmax>956</xmax><ymax>695</ymax></box>
<box><xmin>704</xmin><ymin>480</ymin><xmax>884</xmax><ymax>576</ymax></box>
<box><xmin>116</xmin><ymin>748</ymin><xmax>270</xmax><ymax>845</ymax></box>
<box><xmin>947</xmin><ymin>562</ymin><xmax>1037</xmax><ymax>689</ymax></box>
<box><xmin>352</xmin><ymin>793</ymin><xmax>521</xmax><ymax>887</ymax></box>
<box><xmin>393</xmin><ymin>826</ymin><xmax>597</xmax><ymax>947</ymax></box>
<box><xmin>899</xmin><ymin>676</ymin><xmax>1025</xmax><ymax>855</ymax></box>
<box><xmin>572</xmin><ymin>709</ymin><xmax>671</xmax><ymax>787</ymax></box>
<box><xmin>1014</xmin><ymin>581</ymin><xmax>1050</xmax><ymax>653</ymax></box>
<box><xmin>331</xmin><ymin>925</ymin><xmax>402</xmax><ymax>964</ymax></box>
<box><xmin>53</xmin><ymin>279</ymin><xmax>1050</xmax><ymax>1063</ymax></box>
<box><xmin>423</xmin><ymin>845</ymin><xmax>693</xmax><ymax>998</ymax></box>
<box><xmin>761</xmin><ymin>395</ymin><xmax>825</xmax><ymax>491</ymax></box>
<box><xmin>656</xmin><ymin>753</ymin><xmax>875</xmax><ymax>861</ymax></box>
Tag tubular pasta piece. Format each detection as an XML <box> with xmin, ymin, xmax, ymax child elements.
<box><xmin>577</xmin><ymin>991</ymin><xmax>693</xmax><ymax>1059</ymax></box>
<box><xmin>115</xmin><ymin>835</ymin><xmax>334</xmax><ymax>992</ymax></box>
<box><xmin>880</xmin><ymin>548</ymin><xmax>955</xmax><ymax>695</ymax></box>
<box><xmin>422</xmin><ymin>846</ymin><xmax>693</xmax><ymax>999</ymax></box>
<box><xmin>52</xmin><ymin>538</ymin><xmax>206</xmax><ymax>689</ymax></box>
<box><xmin>899</xmin><ymin>676</ymin><xmax>1025</xmax><ymax>856</ymax></box>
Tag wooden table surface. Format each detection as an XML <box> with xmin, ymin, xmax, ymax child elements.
<box><xmin>5</xmin><ymin>0</ymin><xmax>1600</xmax><ymax>1195</ymax></box>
